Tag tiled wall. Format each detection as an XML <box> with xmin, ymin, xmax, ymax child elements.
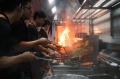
<box><xmin>93</xmin><ymin>7</ymin><xmax>120</xmax><ymax>44</ymax></box>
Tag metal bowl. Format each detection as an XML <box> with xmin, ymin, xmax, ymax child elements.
<box><xmin>43</xmin><ymin>74</ymin><xmax>89</xmax><ymax>79</ymax></box>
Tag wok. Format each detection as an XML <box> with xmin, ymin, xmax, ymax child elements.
<box><xmin>43</xmin><ymin>74</ymin><xmax>89</xmax><ymax>79</ymax></box>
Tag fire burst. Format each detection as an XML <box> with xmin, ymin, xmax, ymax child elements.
<box><xmin>58</xmin><ymin>27</ymin><xmax>70</xmax><ymax>47</ymax></box>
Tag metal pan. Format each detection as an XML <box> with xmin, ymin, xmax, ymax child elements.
<box><xmin>43</xmin><ymin>74</ymin><xmax>89</xmax><ymax>79</ymax></box>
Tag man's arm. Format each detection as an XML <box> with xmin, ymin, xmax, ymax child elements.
<box><xmin>34</xmin><ymin>45</ymin><xmax>51</xmax><ymax>55</ymax></box>
<box><xmin>0</xmin><ymin>51</ymin><xmax>37</xmax><ymax>68</ymax></box>
<box><xmin>14</xmin><ymin>38</ymin><xmax>50</xmax><ymax>52</ymax></box>
<box><xmin>43</xmin><ymin>44</ymin><xmax>57</xmax><ymax>51</ymax></box>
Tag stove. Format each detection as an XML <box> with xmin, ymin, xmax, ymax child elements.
<box><xmin>97</xmin><ymin>49</ymin><xmax>120</xmax><ymax>79</ymax></box>
<box><xmin>97</xmin><ymin>49</ymin><xmax>120</xmax><ymax>66</ymax></box>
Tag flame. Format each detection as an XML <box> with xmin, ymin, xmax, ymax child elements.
<box><xmin>58</xmin><ymin>27</ymin><xmax>70</xmax><ymax>47</ymax></box>
<box><xmin>80</xmin><ymin>61</ymin><xmax>93</xmax><ymax>66</ymax></box>
<box><xmin>57</xmin><ymin>26</ymin><xmax>83</xmax><ymax>47</ymax></box>
<box><xmin>56</xmin><ymin>20</ymin><xmax>83</xmax><ymax>48</ymax></box>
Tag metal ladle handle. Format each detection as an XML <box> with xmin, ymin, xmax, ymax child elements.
<box><xmin>36</xmin><ymin>57</ymin><xmax>53</xmax><ymax>61</ymax></box>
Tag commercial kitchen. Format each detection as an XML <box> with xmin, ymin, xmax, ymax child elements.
<box><xmin>0</xmin><ymin>0</ymin><xmax>120</xmax><ymax>79</ymax></box>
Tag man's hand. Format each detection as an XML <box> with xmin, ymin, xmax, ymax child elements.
<box><xmin>38</xmin><ymin>38</ymin><xmax>50</xmax><ymax>45</ymax></box>
<box><xmin>19</xmin><ymin>51</ymin><xmax>37</xmax><ymax>62</ymax></box>
<box><xmin>0</xmin><ymin>51</ymin><xmax>37</xmax><ymax>68</ymax></box>
<box><xmin>49</xmin><ymin>44</ymin><xmax>57</xmax><ymax>50</ymax></box>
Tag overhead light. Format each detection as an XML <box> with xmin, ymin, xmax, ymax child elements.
<box><xmin>82</xmin><ymin>9</ymin><xmax>87</xmax><ymax>13</ymax></box>
<box><xmin>103</xmin><ymin>0</ymin><xmax>116</xmax><ymax>7</ymax></box>
<box><xmin>54</xmin><ymin>14</ymin><xmax>57</xmax><ymax>20</ymax></box>
<box><xmin>48</xmin><ymin>0</ymin><xmax>54</xmax><ymax>4</ymax></box>
<box><xmin>92</xmin><ymin>9</ymin><xmax>101</xmax><ymax>16</ymax></box>
<box><xmin>94</xmin><ymin>9</ymin><xmax>107</xmax><ymax>18</ymax></box>
<box><xmin>52</xmin><ymin>6</ymin><xmax>56</xmax><ymax>13</ymax></box>
<box><xmin>112</xmin><ymin>1</ymin><xmax>120</xmax><ymax>7</ymax></box>
<box><xmin>93</xmin><ymin>0</ymin><xmax>106</xmax><ymax>7</ymax></box>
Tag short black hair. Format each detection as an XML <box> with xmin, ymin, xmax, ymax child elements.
<box><xmin>0</xmin><ymin>0</ymin><xmax>32</xmax><ymax>12</ymax></box>
<box><xmin>42</xmin><ymin>19</ymin><xmax>51</xmax><ymax>27</ymax></box>
<box><xmin>33</xmin><ymin>10</ymin><xmax>46</xmax><ymax>20</ymax></box>
<box><xmin>24</xmin><ymin>0</ymin><xmax>33</xmax><ymax>7</ymax></box>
